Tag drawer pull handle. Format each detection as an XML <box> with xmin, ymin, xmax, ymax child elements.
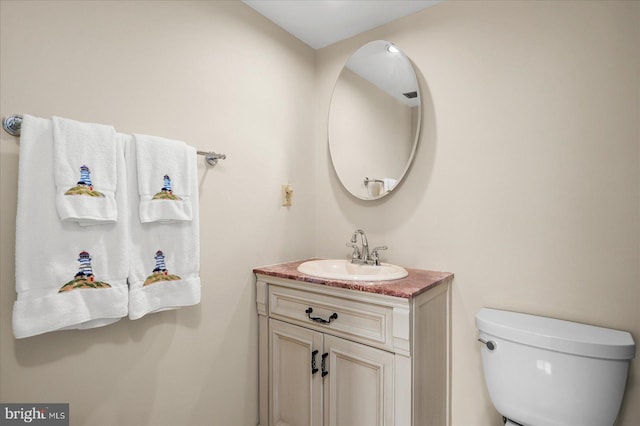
<box><xmin>321</xmin><ymin>352</ymin><xmax>329</xmax><ymax>377</ymax></box>
<box><xmin>311</xmin><ymin>350</ymin><xmax>319</xmax><ymax>375</ymax></box>
<box><xmin>305</xmin><ymin>307</ymin><xmax>338</xmax><ymax>324</ymax></box>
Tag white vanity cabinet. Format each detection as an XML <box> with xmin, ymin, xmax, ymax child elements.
<box><xmin>255</xmin><ymin>260</ymin><xmax>453</xmax><ymax>426</ymax></box>
<box><xmin>268</xmin><ymin>318</ymin><xmax>394</xmax><ymax>426</ymax></box>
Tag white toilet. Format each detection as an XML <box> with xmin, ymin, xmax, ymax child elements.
<box><xmin>476</xmin><ymin>308</ymin><xmax>635</xmax><ymax>426</ymax></box>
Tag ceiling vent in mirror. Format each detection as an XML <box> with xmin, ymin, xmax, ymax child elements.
<box><xmin>403</xmin><ymin>91</ymin><xmax>418</xmax><ymax>99</ymax></box>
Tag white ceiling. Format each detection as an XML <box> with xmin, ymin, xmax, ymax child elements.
<box><xmin>345</xmin><ymin>40</ymin><xmax>419</xmax><ymax>107</ymax></box>
<box><xmin>241</xmin><ymin>0</ymin><xmax>441</xmax><ymax>49</ymax></box>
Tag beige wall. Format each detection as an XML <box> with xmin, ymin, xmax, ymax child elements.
<box><xmin>0</xmin><ymin>1</ymin><xmax>315</xmax><ymax>425</ymax></box>
<box><xmin>315</xmin><ymin>1</ymin><xmax>639</xmax><ymax>425</ymax></box>
<box><xmin>1</xmin><ymin>1</ymin><xmax>639</xmax><ymax>426</ymax></box>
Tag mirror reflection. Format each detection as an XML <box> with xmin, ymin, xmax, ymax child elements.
<box><xmin>328</xmin><ymin>40</ymin><xmax>421</xmax><ymax>200</ymax></box>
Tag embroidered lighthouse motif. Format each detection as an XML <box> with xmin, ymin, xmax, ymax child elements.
<box><xmin>152</xmin><ymin>174</ymin><xmax>181</xmax><ymax>200</ymax></box>
<box><xmin>78</xmin><ymin>165</ymin><xmax>93</xmax><ymax>188</ymax></box>
<box><xmin>143</xmin><ymin>250</ymin><xmax>181</xmax><ymax>286</ymax></box>
<box><xmin>75</xmin><ymin>251</ymin><xmax>94</xmax><ymax>278</ymax></box>
<box><xmin>162</xmin><ymin>175</ymin><xmax>172</xmax><ymax>193</ymax></box>
<box><xmin>64</xmin><ymin>165</ymin><xmax>105</xmax><ymax>197</ymax></box>
<box><xmin>153</xmin><ymin>250</ymin><xmax>167</xmax><ymax>273</ymax></box>
<box><xmin>58</xmin><ymin>251</ymin><xmax>112</xmax><ymax>292</ymax></box>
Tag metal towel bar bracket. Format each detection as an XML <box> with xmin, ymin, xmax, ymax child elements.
<box><xmin>2</xmin><ymin>114</ymin><xmax>22</xmax><ymax>136</ymax></box>
<box><xmin>196</xmin><ymin>150</ymin><xmax>226</xmax><ymax>167</ymax></box>
<box><xmin>2</xmin><ymin>114</ymin><xmax>226</xmax><ymax>167</ymax></box>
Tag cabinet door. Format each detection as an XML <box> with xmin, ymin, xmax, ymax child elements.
<box><xmin>323</xmin><ymin>334</ymin><xmax>394</xmax><ymax>426</ymax></box>
<box><xmin>269</xmin><ymin>319</ymin><xmax>323</xmax><ymax>426</ymax></box>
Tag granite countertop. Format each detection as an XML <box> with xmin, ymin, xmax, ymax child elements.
<box><xmin>253</xmin><ymin>259</ymin><xmax>453</xmax><ymax>299</ymax></box>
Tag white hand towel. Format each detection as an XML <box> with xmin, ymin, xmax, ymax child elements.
<box><xmin>367</xmin><ymin>181</ymin><xmax>383</xmax><ymax>198</ymax></box>
<box><xmin>52</xmin><ymin>116</ymin><xmax>118</xmax><ymax>225</ymax></box>
<box><xmin>126</xmin><ymin>137</ymin><xmax>200</xmax><ymax>320</ymax></box>
<box><xmin>134</xmin><ymin>134</ymin><xmax>194</xmax><ymax>223</ymax></box>
<box><xmin>13</xmin><ymin>115</ymin><xmax>129</xmax><ymax>339</ymax></box>
<box><xmin>382</xmin><ymin>178</ymin><xmax>397</xmax><ymax>193</ymax></box>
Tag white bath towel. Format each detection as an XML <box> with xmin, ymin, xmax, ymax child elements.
<box><xmin>134</xmin><ymin>134</ymin><xmax>194</xmax><ymax>223</ymax></box>
<box><xmin>13</xmin><ymin>115</ymin><xmax>129</xmax><ymax>339</ymax></box>
<box><xmin>126</xmin><ymin>136</ymin><xmax>200</xmax><ymax>320</ymax></box>
<box><xmin>52</xmin><ymin>116</ymin><xmax>118</xmax><ymax>225</ymax></box>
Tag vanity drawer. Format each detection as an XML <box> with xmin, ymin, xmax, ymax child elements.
<box><xmin>268</xmin><ymin>285</ymin><xmax>394</xmax><ymax>350</ymax></box>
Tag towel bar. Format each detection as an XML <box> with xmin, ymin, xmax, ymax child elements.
<box><xmin>2</xmin><ymin>114</ymin><xmax>226</xmax><ymax>167</ymax></box>
<box><xmin>364</xmin><ymin>177</ymin><xmax>384</xmax><ymax>185</ymax></box>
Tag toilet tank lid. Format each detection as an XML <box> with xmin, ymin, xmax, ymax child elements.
<box><xmin>476</xmin><ymin>308</ymin><xmax>636</xmax><ymax>360</ymax></box>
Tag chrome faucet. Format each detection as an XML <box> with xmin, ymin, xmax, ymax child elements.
<box><xmin>346</xmin><ymin>229</ymin><xmax>388</xmax><ymax>266</ymax></box>
<box><xmin>349</xmin><ymin>229</ymin><xmax>369</xmax><ymax>264</ymax></box>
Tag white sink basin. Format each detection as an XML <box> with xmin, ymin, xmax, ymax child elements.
<box><xmin>297</xmin><ymin>259</ymin><xmax>408</xmax><ymax>282</ymax></box>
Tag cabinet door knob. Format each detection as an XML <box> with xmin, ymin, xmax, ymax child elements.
<box><xmin>321</xmin><ymin>352</ymin><xmax>329</xmax><ymax>377</ymax></box>
<box><xmin>305</xmin><ymin>307</ymin><xmax>338</xmax><ymax>324</ymax></box>
<box><xmin>311</xmin><ymin>350</ymin><xmax>319</xmax><ymax>375</ymax></box>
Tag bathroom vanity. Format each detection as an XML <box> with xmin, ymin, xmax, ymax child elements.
<box><xmin>254</xmin><ymin>259</ymin><xmax>453</xmax><ymax>426</ymax></box>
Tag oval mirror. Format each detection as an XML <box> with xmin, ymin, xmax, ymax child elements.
<box><xmin>328</xmin><ymin>40</ymin><xmax>421</xmax><ymax>200</ymax></box>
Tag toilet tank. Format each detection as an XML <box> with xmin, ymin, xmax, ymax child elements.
<box><xmin>476</xmin><ymin>308</ymin><xmax>635</xmax><ymax>426</ymax></box>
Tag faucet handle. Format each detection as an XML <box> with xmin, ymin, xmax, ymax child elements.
<box><xmin>370</xmin><ymin>246</ymin><xmax>388</xmax><ymax>265</ymax></box>
<box><xmin>346</xmin><ymin>242</ymin><xmax>361</xmax><ymax>260</ymax></box>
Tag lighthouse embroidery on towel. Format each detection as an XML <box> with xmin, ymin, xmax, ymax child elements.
<box><xmin>143</xmin><ymin>250</ymin><xmax>181</xmax><ymax>286</ymax></box>
<box><xmin>58</xmin><ymin>251</ymin><xmax>112</xmax><ymax>292</ymax></box>
<box><xmin>151</xmin><ymin>175</ymin><xmax>181</xmax><ymax>200</ymax></box>
<box><xmin>64</xmin><ymin>165</ymin><xmax>105</xmax><ymax>197</ymax></box>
